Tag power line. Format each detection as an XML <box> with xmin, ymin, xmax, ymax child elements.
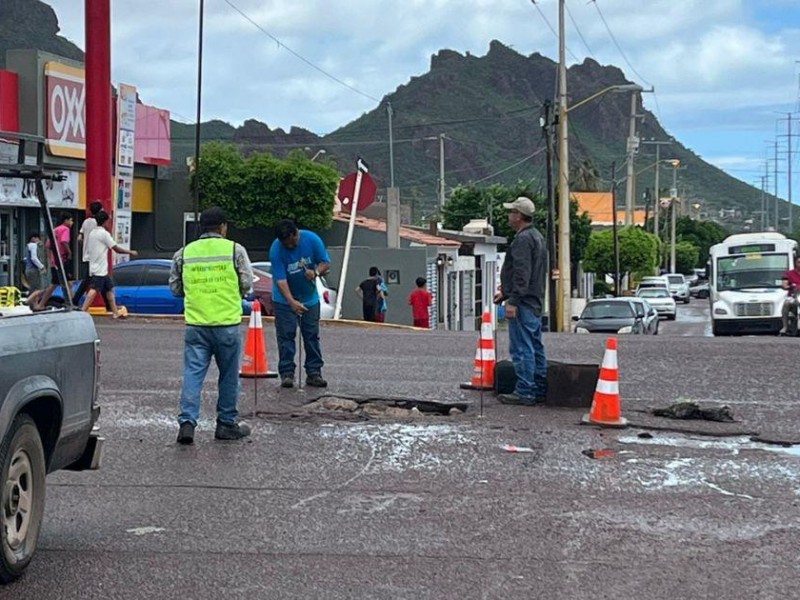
<box><xmin>471</xmin><ymin>147</ymin><xmax>547</xmax><ymax>184</ymax></box>
<box><xmin>565</xmin><ymin>2</ymin><xmax>595</xmax><ymax>59</ymax></box>
<box><xmin>590</xmin><ymin>0</ymin><xmax>653</xmax><ymax>88</ymax></box>
<box><xmin>220</xmin><ymin>0</ymin><xmax>381</xmax><ymax>103</ymax></box>
<box><xmin>531</xmin><ymin>1</ymin><xmax>580</xmax><ymax>63</ymax></box>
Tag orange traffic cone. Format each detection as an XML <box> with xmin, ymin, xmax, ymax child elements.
<box><xmin>582</xmin><ymin>337</ymin><xmax>628</xmax><ymax>428</ymax></box>
<box><xmin>239</xmin><ymin>300</ymin><xmax>277</xmax><ymax>379</ymax></box>
<box><xmin>460</xmin><ymin>310</ymin><xmax>495</xmax><ymax>390</ymax></box>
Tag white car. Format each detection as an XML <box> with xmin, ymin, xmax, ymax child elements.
<box><xmin>636</xmin><ymin>287</ymin><xmax>677</xmax><ymax>320</ymax></box>
<box><xmin>635</xmin><ymin>276</ymin><xmax>669</xmax><ymax>295</ymax></box>
<box><xmin>252</xmin><ymin>261</ymin><xmax>338</xmax><ymax>319</ymax></box>
<box><xmin>665</xmin><ymin>273</ymin><xmax>691</xmax><ymax>304</ymax></box>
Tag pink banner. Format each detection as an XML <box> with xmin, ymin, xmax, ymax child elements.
<box><xmin>135</xmin><ymin>104</ymin><xmax>171</xmax><ymax>166</ymax></box>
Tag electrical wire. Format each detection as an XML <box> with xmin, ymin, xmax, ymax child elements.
<box><xmin>221</xmin><ymin>0</ymin><xmax>381</xmax><ymax>103</ymax></box>
<box><xmin>470</xmin><ymin>148</ymin><xmax>547</xmax><ymax>184</ymax></box>
<box><xmin>565</xmin><ymin>1</ymin><xmax>595</xmax><ymax>59</ymax></box>
<box><xmin>590</xmin><ymin>0</ymin><xmax>652</xmax><ymax>88</ymax></box>
<box><xmin>531</xmin><ymin>0</ymin><xmax>581</xmax><ymax>63</ymax></box>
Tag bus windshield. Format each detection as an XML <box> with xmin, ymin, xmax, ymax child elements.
<box><xmin>716</xmin><ymin>253</ymin><xmax>788</xmax><ymax>291</ymax></box>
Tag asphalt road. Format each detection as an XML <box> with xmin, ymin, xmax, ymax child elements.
<box><xmin>5</xmin><ymin>300</ymin><xmax>800</xmax><ymax>600</ymax></box>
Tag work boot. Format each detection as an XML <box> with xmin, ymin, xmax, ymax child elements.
<box><xmin>306</xmin><ymin>374</ymin><xmax>328</xmax><ymax>388</ymax></box>
<box><xmin>214</xmin><ymin>421</ymin><xmax>251</xmax><ymax>441</ymax></box>
<box><xmin>281</xmin><ymin>376</ymin><xmax>294</xmax><ymax>388</ymax></box>
<box><xmin>177</xmin><ymin>422</ymin><xmax>195</xmax><ymax>445</ymax></box>
<box><xmin>497</xmin><ymin>393</ymin><xmax>542</xmax><ymax>406</ymax></box>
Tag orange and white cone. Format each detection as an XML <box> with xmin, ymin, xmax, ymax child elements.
<box><xmin>239</xmin><ymin>300</ymin><xmax>277</xmax><ymax>379</ymax></box>
<box><xmin>460</xmin><ymin>309</ymin><xmax>495</xmax><ymax>390</ymax></box>
<box><xmin>582</xmin><ymin>337</ymin><xmax>628</xmax><ymax>427</ymax></box>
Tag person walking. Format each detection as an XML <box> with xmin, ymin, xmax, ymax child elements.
<box><xmin>269</xmin><ymin>219</ymin><xmax>331</xmax><ymax>389</ymax></box>
<box><xmin>80</xmin><ymin>211</ymin><xmax>138</xmax><ymax>318</ymax></box>
<box><xmin>356</xmin><ymin>266</ymin><xmax>382</xmax><ymax>322</ymax></box>
<box><xmin>35</xmin><ymin>212</ymin><xmax>74</xmax><ymax>310</ymax></box>
<box><xmin>74</xmin><ymin>201</ymin><xmax>106</xmax><ymax>307</ymax></box>
<box><xmin>494</xmin><ymin>197</ymin><xmax>548</xmax><ymax>405</ymax></box>
<box><xmin>408</xmin><ymin>277</ymin><xmax>433</xmax><ymax>328</ymax></box>
<box><xmin>23</xmin><ymin>232</ymin><xmax>46</xmax><ymax>293</ymax></box>
<box><xmin>376</xmin><ymin>273</ymin><xmax>388</xmax><ymax>323</ymax></box>
<box><xmin>170</xmin><ymin>206</ymin><xmax>254</xmax><ymax>444</ymax></box>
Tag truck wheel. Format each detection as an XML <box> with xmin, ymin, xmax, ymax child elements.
<box><xmin>0</xmin><ymin>415</ymin><xmax>46</xmax><ymax>584</ymax></box>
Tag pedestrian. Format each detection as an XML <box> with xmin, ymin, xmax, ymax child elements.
<box><xmin>269</xmin><ymin>219</ymin><xmax>331</xmax><ymax>389</ymax></box>
<box><xmin>356</xmin><ymin>266</ymin><xmax>382</xmax><ymax>322</ymax></box>
<box><xmin>494</xmin><ymin>196</ymin><xmax>548</xmax><ymax>405</ymax></box>
<box><xmin>35</xmin><ymin>212</ymin><xmax>74</xmax><ymax>310</ymax></box>
<box><xmin>23</xmin><ymin>232</ymin><xmax>46</xmax><ymax>293</ymax></box>
<box><xmin>375</xmin><ymin>273</ymin><xmax>388</xmax><ymax>323</ymax></box>
<box><xmin>779</xmin><ymin>256</ymin><xmax>800</xmax><ymax>335</ymax></box>
<box><xmin>408</xmin><ymin>277</ymin><xmax>433</xmax><ymax>328</ymax></box>
<box><xmin>170</xmin><ymin>206</ymin><xmax>254</xmax><ymax>444</ymax></box>
<box><xmin>74</xmin><ymin>201</ymin><xmax>107</xmax><ymax>307</ymax></box>
<box><xmin>80</xmin><ymin>211</ymin><xmax>138</xmax><ymax>318</ymax></box>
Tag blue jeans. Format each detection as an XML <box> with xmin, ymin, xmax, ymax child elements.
<box><xmin>508</xmin><ymin>305</ymin><xmax>548</xmax><ymax>399</ymax></box>
<box><xmin>274</xmin><ymin>302</ymin><xmax>323</xmax><ymax>377</ymax></box>
<box><xmin>178</xmin><ymin>325</ymin><xmax>242</xmax><ymax>426</ymax></box>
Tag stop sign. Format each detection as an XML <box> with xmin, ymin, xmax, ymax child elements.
<box><xmin>337</xmin><ymin>171</ymin><xmax>377</xmax><ymax>213</ymax></box>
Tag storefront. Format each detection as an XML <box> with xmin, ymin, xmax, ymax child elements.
<box><xmin>0</xmin><ymin>48</ymin><xmax>170</xmax><ymax>289</ymax></box>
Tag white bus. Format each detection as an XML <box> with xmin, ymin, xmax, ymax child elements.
<box><xmin>708</xmin><ymin>232</ymin><xmax>797</xmax><ymax>336</ymax></box>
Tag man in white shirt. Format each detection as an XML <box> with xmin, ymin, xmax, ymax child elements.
<box><xmin>23</xmin><ymin>232</ymin><xmax>46</xmax><ymax>292</ymax></box>
<box><xmin>81</xmin><ymin>210</ymin><xmax>138</xmax><ymax>318</ymax></box>
<box><xmin>74</xmin><ymin>201</ymin><xmax>104</xmax><ymax>307</ymax></box>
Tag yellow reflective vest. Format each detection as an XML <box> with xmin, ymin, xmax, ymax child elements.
<box><xmin>182</xmin><ymin>237</ymin><xmax>241</xmax><ymax>326</ymax></box>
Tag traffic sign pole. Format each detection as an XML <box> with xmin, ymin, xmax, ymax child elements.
<box><xmin>334</xmin><ymin>158</ymin><xmax>368</xmax><ymax>319</ymax></box>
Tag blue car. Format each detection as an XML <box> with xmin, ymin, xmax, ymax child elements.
<box><xmin>52</xmin><ymin>259</ymin><xmax>272</xmax><ymax>316</ymax></box>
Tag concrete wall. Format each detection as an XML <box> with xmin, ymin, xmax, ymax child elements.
<box><xmin>326</xmin><ymin>246</ymin><xmax>431</xmax><ymax>325</ymax></box>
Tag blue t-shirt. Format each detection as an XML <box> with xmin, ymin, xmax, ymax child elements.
<box><xmin>269</xmin><ymin>230</ymin><xmax>330</xmax><ymax>306</ymax></box>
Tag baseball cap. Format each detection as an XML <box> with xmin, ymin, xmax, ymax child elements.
<box><xmin>502</xmin><ymin>196</ymin><xmax>535</xmax><ymax>217</ymax></box>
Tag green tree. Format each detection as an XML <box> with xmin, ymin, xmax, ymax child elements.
<box><xmin>675</xmin><ymin>216</ymin><xmax>728</xmax><ymax>267</ymax></box>
<box><xmin>196</xmin><ymin>142</ymin><xmax>340</xmax><ymax>230</ymax></box>
<box><xmin>674</xmin><ymin>241</ymin><xmax>700</xmax><ymax>274</ymax></box>
<box><xmin>583</xmin><ymin>227</ymin><xmax>660</xmax><ymax>289</ymax></box>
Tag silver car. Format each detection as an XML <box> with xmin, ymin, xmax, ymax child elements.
<box><xmin>666</xmin><ymin>273</ymin><xmax>691</xmax><ymax>304</ymax></box>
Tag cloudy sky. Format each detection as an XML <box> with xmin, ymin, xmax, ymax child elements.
<box><xmin>48</xmin><ymin>0</ymin><xmax>800</xmax><ymax>195</ymax></box>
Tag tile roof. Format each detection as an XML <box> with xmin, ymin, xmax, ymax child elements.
<box><xmin>573</xmin><ymin>191</ymin><xmax>647</xmax><ymax>227</ymax></box>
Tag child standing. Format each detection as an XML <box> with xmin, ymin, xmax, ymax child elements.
<box><xmin>408</xmin><ymin>277</ymin><xmax>433</xmax><ymax>329</ymax></box>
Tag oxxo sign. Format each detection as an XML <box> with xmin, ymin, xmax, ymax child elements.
<box><xmin>45</xmin><ymin>62</ymin><xmax>86</xmax><ymax>159</ymax></box>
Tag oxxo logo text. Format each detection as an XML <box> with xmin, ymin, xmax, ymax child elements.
<box><xmin>45</xmin><ymin>62</ymin><xmax>86</xmax><ymax>158</ymax></box>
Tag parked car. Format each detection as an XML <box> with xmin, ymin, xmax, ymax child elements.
<box><xmin>689</xmin><ymin>280</ymin><xmax>710</xmax><ymax>299</ymax></box>
<box><xmin>628</xmin><ymin>297</ymin><xmax>661</xmax><ymax>335</ymax></box>
<box><xmin>252</xmin><ymin>261</ymin><xmax>338</xmax><ymax>319</ymax></box>
<box><xmin>51</xmin><ymin>259</ymin><xmax>273</xmax><ymax>316</ymax></box>
<box><xmin>665</xmin><ymin>273</ymin><xmax>691</xmax><ymax>304</ymax></box>
<box><xmin>573</xmin><ymin>298</ymin><xmax>656</xmax><ymax>334</ymax></box>
<box><xmin>636</xmin><ymin>287</ymin><xmax>677</xmax><ymax>320</ymax></box>
<box><xmin>635</xmin><ymin>276</ymin><xmax>669</xmax><ymax>295</ymax></box>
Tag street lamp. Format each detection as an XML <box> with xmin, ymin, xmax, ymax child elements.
<box><xmin>310</xmin><ymin>149</ymin><xmax>326</xmax><ymax>162</ymax></box>
<box><xmin>556</xmin><ymin>82</ymin><xmax>644</xmax><ymax>331</ymax></box>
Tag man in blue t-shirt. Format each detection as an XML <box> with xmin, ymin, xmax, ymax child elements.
<box><xmin>269</xmin><ymin>219</ymin><xmax>331</xmax><ymax>388</ymax></box>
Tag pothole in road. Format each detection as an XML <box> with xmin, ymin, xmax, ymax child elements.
<box><xmin>303</xmin><ymin>395</ymin><xmax>468</xmax><ymax>421</ymax></box>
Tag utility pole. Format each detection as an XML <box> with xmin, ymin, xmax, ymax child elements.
<box><xmin>760</xmin><ymin>176</ymin><xmax>766</xmax><ymax>231</ymax></box>
<box><xmin>438</xmin><ymin>133</ymin><xmax>445</xmax><ymax>209</ymax></box>
<box><xmin>611</xmin><ymin>162</ymin><xmax>620</xmax><ymax>296</ymax></box>
<box><xmin>641</xmin><ymin>140</ymin><xmax>672</xmax><ymax>244</ymax></box>
<box><xmin>193</xmin><ymin>0</ymin><xmax>205</xmax><ymax>237</ymax></box>
<box><xmin>542</xmin><ymin>101</ymin><xmax>557</xmax><ymax>328</ymax></box>
<box><xmin>556</xmin><ymin>0</ymin><xmax>571</xmax><ymax>331</ymax></box>
<box><xmin>775</xmin><ymin>140</ymin><xmax>780</xmax><ymax>231</ymax></box>
<box><xmin>790</xmin><ymin>114</ymin><xmax>793</xmax><ymax>232</ymax></box>
<box><xmin>387</xmin><ymin>101</ymin><xmax>395</xmax><ymax>188</ymax></box>
<box><xmin>624</xmin><ymin>92</ymin><xmax>639</xmax><ymax>225</ymax></box>
<box><xmin>670</xmin><ymin>162</ymin><xmax>678</xmax><ymax>273</ymax></box>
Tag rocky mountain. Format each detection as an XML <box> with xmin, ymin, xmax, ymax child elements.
<box><xmin>2</xmin><ymin>2</ymin><xmax>772</xmax><ymax>227</ymax></box>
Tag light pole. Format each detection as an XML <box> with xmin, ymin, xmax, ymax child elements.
<box><xmin>623</xmin><ymin>86</ymin><xmax>646</xmax><ymax>225</ymax></box>
<box><xmin>310</xmin><ymin>149</ymin><xmax>326</xmax><ymax>162</ymax></box>
<box><xmin>193</xmin><ymin>0</ymin><xmax>205</xmax><ymax>239</ymax></box>
<box><xmin>556</xmin><ymin>82</ymin><xmax>645</xmax><ymax>331</ymax></box>
<box><xmin>669</xmin><ymin>159</ymin><xmax>680</xmax><ymax>273</ymax></box>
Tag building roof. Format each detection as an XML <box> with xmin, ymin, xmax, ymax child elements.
<box><xmin>333</xmin><ymin>213</ymin><xmax>461</xmax><ymax>248</ymax></box>
<box><xmin>573</xmin><ymin>191</ymin><xmax>647</xmax><ymax>227</ymax></box>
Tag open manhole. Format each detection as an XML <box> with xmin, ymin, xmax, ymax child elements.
<box><xmin>304</xmin><ymin>394</ymin><xmax>469</xmax><ymax>420</ymax></box>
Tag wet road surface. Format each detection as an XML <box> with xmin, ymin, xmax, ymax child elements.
<box><xmin>5</xmin><ymin>313</ymin><xmax>799</xmax><ymax>599</ymax></box>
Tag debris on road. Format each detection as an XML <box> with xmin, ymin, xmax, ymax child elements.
<box><xmin>582</xmin><ymin>448</ymin><xmax>616</xmax><ymax>460</ymax></box>
<box><xmin>500</xmin><ymin>444</ymin><xmax>535</xmax><ymax>453</ymax></box>
<box><xmin>651</xmin><ymin>400</ymin><xmax>735</xmax><ymax>423</ymax></box>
